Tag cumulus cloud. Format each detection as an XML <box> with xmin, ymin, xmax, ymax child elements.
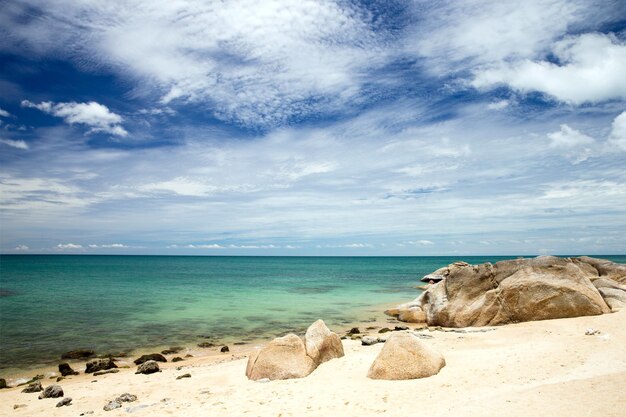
<box><xmin>88</xmin><ymin>243</ymin><xmax>131</xmax><ymax>248</ymax></box>
<box><xmin>169</xmin><ymin>244</ymin><xmax>224</xmax><ymax>249</ymax></box>
<box><xmin>407</xmin><ymin>240</ymin><xmax>435</xmax><ymax>246</ymax></box>
<box><xmin>21</xmin><ymin>100</ymin><xmax>127</xmax><ymax>136</ymax></box>
<box><xmin>0</xmin><ymin>108</ymin><xmax>11</xmax><ymax>117</ymax></box>
<box><xmin>14</xmin><ymin>244</ymin><xmax>29</xmax><ymax>250</ymax></box>
<box><xmin>608</xmin><ymin>111</ymin><xmax>626</xmax><ymax>151</ymax></box>
<box><xmin>56</xmin><ymin>243</ymin><xmax>83</xmax><ymax>249</ymax></box>
<box><xmin>472</xmin><ymin>33</ymin><xmax>626</xmax><ymax>104</ymax></box>
<box><xmin>547</xmin><ymin>125</ymin><xmax>595</xmax><ymax>148</ymax></box>
<box><xmin>0</xmin><ymin>138</ymin><xmax>29</xmax><ymax>150</ymax></box>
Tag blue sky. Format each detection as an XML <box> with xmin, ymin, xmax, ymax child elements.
<box><xmin>1</xmin><ymin>0</ymin><xmax>625</xmax><ymax>256</ymax></box>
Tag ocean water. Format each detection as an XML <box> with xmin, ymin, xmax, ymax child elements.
<box><xmin>1</xmin><ymin>255</ymin><xmax>624</xmax><ymax>371</ymax></box>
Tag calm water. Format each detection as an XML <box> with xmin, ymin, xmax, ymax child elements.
<box><xmin>1</xmin><ymin>255</ymin><xmax>624</xmax><ymax>371</ymax></box>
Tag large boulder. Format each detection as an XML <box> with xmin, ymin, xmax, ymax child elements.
<box><xmin>85</xmin><ymin>358</ymin><xmax>117</xmax><ymax>374</ymax></box>
<box><xmin>304</xmin><ymin>320</ymin><xmax>344</xmax><ymax>365</ymax></box>
<box><xmin>135</xmin><ymin>360</ymin><xmax>160</xmax><ymax>375</ymax></box>
<box><xmin>246</xmin><ymin>334</ymin><xmax>315</xmax><ymax>381</ymax></box>
<box><xmin>58</xmin><ymin>363</ymin><xmax>79</xmax><ymax>377</ymax></box>
<box><xmin>367</xmin><ymin>333</ymin><xmax>445</xmax><ymax>380</ymax></box>
<box><xmin>389</xmin><ymin>256</ymin><xmax>621</xmax><ymax>327</ymax></box>
<box><xmin>38</xmin><ymin>385</ymin><xmax>64</xmax><ymax>399</ymax></box>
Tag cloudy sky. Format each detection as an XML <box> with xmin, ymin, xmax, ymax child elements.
<box><xmin>1</xmin><ymin>0</ymin><xmax>625</xmax><ymax>256</ymax></box>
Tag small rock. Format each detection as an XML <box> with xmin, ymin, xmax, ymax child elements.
<box><xmin>38</xmin><ymin>384</ymin><xmax>64</xmax><ymax>399</ymax></box>
<box><xmin>361</xmin><ymin>336</ymin><xmax>380</xmax><ymax>346</ymax></box>
<box><xmin>103</xmin><ymin>401</ymin><xmax>121</xmax><ymax>411</ymax></box>
<box><xmin>172</xmin><ymin>357</ymin><xmax>184</xmax><ymax>362</ymax></box>
<box><xmin>56</xmin><ymin>397</ymin><xmax>72</xmax><ymax>407</ymax></box>
<box><xmin>58</xmin><ymin>363</ymin><xmax>79</xmax><ymax>377</ymax></box>
<box><xmin>0</xmin><ymin>378</ymin><xmax>7</xmax><ymax>389</ymax></box>
<box><xmin>13</xmin><ymin>404</ymin><xmax>27</xmax><ymax>409</ymax></box>
<box><xmin>61</xmin><ymin>349</ymin><xmax>96</xmax><ymax>360</ymax></box>
<box><xmin>79</xmin><ymin>411</ymin><xmax>94</xmax><ymax>415</ymax></box>
<box><xmin>585</xmin><ymin>328</ymin><xmax>600</xmax><ymax>335</ymax></box>
<box><xmin>394</xmin><ymin>326</ymin><xmax>409</xmax><ymax>331</ymax></box>
<box><xmin>184</xmin><ymin>354</ymin><xmax>194</xmax><ymax>358</ymax></box>
<box><xmin>56</xmin><ymin>377</ymin><xmax>65</xmax><ymax>382</ymax></box>
<box><xmin>176</xmin><ymin>373</ymin><xmax>191</xmax><ymax>380</ymax></box>
<box><xmin>220</xmin><ymin>346</ymin><xmax>229</xmax><ymax>353</ymax></box>
<box><xmin>21</xmin><ymin>381</ymin><xmax>43</xmax><ymax>393</ymax></box>
<box><xmin>85</xmin><ymin>358</ymin><xmax>117</xmax><ymax>374</ymax></box>
<box><xmin>115</xmin><ymin>393</ymin><xmax>137</xmax><ymax>403</ymax></box>
<box><xmin>347</xmin><ymin>327</ymin><xmax>360</xmax><ymax>335</ymax></box>
<box><xmin>135</xmin><ymin>360</ymin><xmax>160</xmax><ymax>375</ymax></box>
<box><xmin>93</xmin><ymin>369</ymin><xmax>120</xmax><ymax>376</ymax></box>
<box><xmin>161</xmin><ymin>347</ymin><xmax>183</xmax><ymax>355</ymax></box>
<box><xmin>133</xmin><ymin>353</ymin><xmax>167</xmax><ymax>365</ymax></box>
<box><xmin>234</xmin><ymin>342</ymin><xmax>246</xmax><ymax>345</ymax></box>
<box><xmin>378</xmin><ymin>328</ymin><xmax>392</xmax><ymax>334</ymax></box>
<box><xmin>197</xmin><ymin>342</ymin><xmax>214</xmax><ymax>348</ymax></box>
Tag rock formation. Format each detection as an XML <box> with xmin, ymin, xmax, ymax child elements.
<box><xmin>135</xmin><ymin>360</ymin><xmax>160</xmax><ymax>374</ymax></box>
<box><xmin>387</xmin><ymin>256</ymin><xmax>625</xmax><ymax>327</ymax></box>
<box><xmin>246</xmin><ymin>320</ymin><xmax>344</xmax><ymax>381</ymax></box>
<box><xmin>367</xmin><ymin>333</ymin><xmax>445</xmax><ymax>380</ymax></box>
<box><xmin>85</xmin><ymin>358</ymin><xmax>117</xmax><ymax>374</ymax></box>
<box><xmin>38</xmin><ymin>385</ymin><xmax>64</xmax><ymax>399</ymax></box>
<box><xmin>133</xmin><ymin>353</ymin><xmax>167</xmax><ymax>365</ymax></box>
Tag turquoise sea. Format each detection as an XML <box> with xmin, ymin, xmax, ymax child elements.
<box><xmin>1</xmin><ymin>255</ymin><xmax>625</xmax><ymax>372</ymax></box>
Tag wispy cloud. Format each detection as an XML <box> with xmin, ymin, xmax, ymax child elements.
<box><xmin>21</xmin><ymin>100</ymin><xmax>127</xmax><ymax>136</ymax></box>
<box><xmin>0</xmin><ymin>108</ymin><xmax>11</xmax><ymax>118</ymax></box>
<box><xmin>0</xmin><ymin>138</ymin><xmax>28</xmax><ymax>150</ymax></box>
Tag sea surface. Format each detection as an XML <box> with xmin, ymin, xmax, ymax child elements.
<box><xmin>1</xmin><ymin>255</ymin><xmax>624</xmax><ymax>372</ymax></box>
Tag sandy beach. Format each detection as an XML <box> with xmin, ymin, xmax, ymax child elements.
<box><xmin>2</xmin><ymin>308</ymin><xmax>624</xmax><ymax>417</ymax></box>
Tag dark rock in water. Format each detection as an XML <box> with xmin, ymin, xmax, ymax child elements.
<box><xmin>21</xmin><ymin>381</ymin><xmax>43</xmax><ymax>393</ymax></box>
<box><xmin>38</xmin><ymin>384</ymin><xmax>63</xmax><ymax>399</ymax></box>
<box><xmin>103</xmin><ymin>401</ymin><xmax>121</xmax><ymax>411</ymax></box>
<box><xmin>161</xmin><ymin>347</ymin><xmax>183</xmax><ymax>355</ymax></box>
<box><xmin>99</xmin><ymin>352</ymin><xmax>127</xmax><ymax>359</ymax></box>
<box><xmin>378</xmin><ymin>328</ymin><xmax>392</xmax><ymax>334</ymax></box>
<box><xmin>56</xmin><ymin>397</ymin><xmax>72</xmax><ymax>407</ymax></box>
<box><xmin>394</xmin><ymin>326</ymin><xmax>409</xmax><ymax>331</ymax></box>
<box><xmin>93</xmin><ymin>369</ymin><xmax>120</xmax><ymax>376</ymax></box>
<box><xmin>347</xmin><ymin>327</ymin><xmax>360</xmax><ymax>335</ymax></box>
<box><xmin>85</xmin><ymin>358</ymin><xmax>117</xmax><ymax>374</ymax></box>
<box><xmin>0</xmin><ymin>288</ymin><xmax>18</xmax><ymax>297</ymax></box>
<box><xmin>59</xmin><ymin>363</ymin><xmax>79</xmax><ymax>377</ymax></box>
<box><xmin>115</xmin><ymin>393</ymin><xmax>137</xmax><ymax>403</ymax></box>
<box><xmin>197</xmin><ymin>342</ymin><xmax>214</xmax><ymax>348</ymax></box>
<box><xmin>134</xmin><ymin>353</ymin><xmax>167</xmax><ymax>365</ymax></box>
<box><xmin>0</xmin><ymin>378</ymin><xmax>7</xmax><ymax>389</ymax></box>
<box><xmin>176</xmin><ymin>373</ymin><xmax>191</xmax><ymax>380</ymax></box>
<box><xmin>172</xmin><ymin>357</ymin><xmax>184</xmax><ymax>362</ymax></box>
<box><xmin>135</xmin><ymin>360</ymin><xmax>160</xmax><ymax>375</ymax></box>
<box><xmin>61</xmin><ymin>349</ymin><xmax>96</xmax><ymax>360</ymax></box>
<box><xmin>220</xmin><ymin>346</ymin><xmax>229</xmax><ymax>353</ymax></box>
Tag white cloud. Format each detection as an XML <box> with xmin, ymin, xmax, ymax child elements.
<box><xmin>0</xmin><ymin>108</ymin><xmax>10</xmax><ymax>117</ymax></box>
<box><xmin>88</xmin><ymin>243</ymin><xmax>131</xmax><ymax>248</ymax></box>
<box><xmin>56</xmin><ymin>243</ymin><xmax>83</xmax><ymax>249</ymax></box>
<box><xmin>472</xmin><ymin>33</ymin><xmax>626</xmax><ymax>104</ymax></box>
<box><xmin>547</xmin><ymin>125</ymin><xmax>595</xmax><ymax>148</ymax></box>
<box><xmin>169</xmin><ymin>244</ymin><xmax>224</xmax><ymax>249</ymax></box>
<box><xmin>407</xmin><ymin>240</ymin><xmax>435</xmax><ymax>246</ymax></box>
<box><xmin>608</xmin><ymin>111</ymin><xmax>626</xmax><ymax>151</ymax></box>
<box><xmin>487</xmin><ymin>100</ymin><xmax>510</xmax><ymax>110</ymax></box>
<box><xmin>21</xmin><ymin>100</ymin><xmax>127</xmax><ymax>136</ymax></box>
<box><xmin>0</xmin><ymin>138</ymin><xmax>28</xmax><ymax>150</ymax></box>
<box><xmin>14</xmin><ymin>244</ymin><xmax>29</xmax><ymax>251</ymax></box>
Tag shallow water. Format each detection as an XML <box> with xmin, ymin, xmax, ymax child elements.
<box><xmin>1</xmin><ymin>255</ymin><xmax>624</xmax><ymax>370</ymax></box>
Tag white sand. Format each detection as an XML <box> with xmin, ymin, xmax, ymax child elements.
<box><xmin>2</xmin><ymin>310</ymin><xmax>625</xmax><ymax>417</ymax></box>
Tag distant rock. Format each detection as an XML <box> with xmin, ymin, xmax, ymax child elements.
<box><xmin>361</xmin><ymin>336</ymin><xmax>381</xmax><ymax>346</ymax></box>
<box><xmin>85</xmin><ymin>358</ymin><xmax>117</xmax><ymax>374</ymax></box>
<box><xmin>197</xmin><ymin>342</ymin><xmax>214</xmax><ymax>348</ymax></box>
<box><xmin>347</xmin><ymin>327</ymin><xmax>360</xmax><ymax>335</ymax></box>
<box><xmin>367</xmin><ymin>333</ymin><xmax>445</xmax><ymax>380</ymax></box>
<box><xmin>304</xmin><ymin>320</ymin><xmax>344</xmax><ymax>365</ymax></box>
<box><xmin>161</xmin><ymin>347</ymin><xmax>183</xmax><ymax>355</ymax></box>
<box><xmin>93</xmin><ymin>369</ymin><xmax>119</xmax><ymax>376</ymax></box>
<box><xmin>115</xmin><ymin>393</ymin><xmax>137</xmax><ymax>403</ymax></box>
<box><xmin>176</xmin><ymin>373</ymin><xmax>191</xmax><ymax>380</ymax></box>
<box><xmin>61</xmin><ymin>349</ymin><xmax>95</xmax><ymax>360</ymax></box>
<box><xmin>21</xmin><ymin>381</ymin><xmax>43</xmax><ymax>393</ymax></box>
<box><xmin>378</xmin><ymin>328</ymin><xmax>391</xmax><ymax>334</ymax></box>
<box><xmin>135</xmin><ymin>360</ymin><xmax>160</xmax><ymax>375</ymax></box>
<box><xmin>0</xmin><ymin>378</ymin><xmax>7</xmax><ymax>389</ymax></box>
<box><xmin>58</xmin><ymin>363</ymin><xmax>79</xmax><ymax>377</ymax></box>
<box><xmin>38</xmin><ymin>384</ymin><xmax>64</xmax><ymax>399</ymax></box>
<box><xmin>387</xmin><ymin>256</ymin><xmax>623</xmax><ymax>327</ymax></box>
<box><xmin>103</xmin><ymin>401</ymin><xmax>121</xmax><ymax>411</ymax></box>
<box><xmin>134</xmin><ymin>353</ymin><xmax>167</xmax><ymax>365</ymax></box>
<box><xmin>172</xmin><ymin>357</ymin><xmax>184</xmax><ymax>362</ymax></box>
<box><xmin>220</xmin><ymin>346</ymin><xmax>229</xmax><ymax>353</ymax></box>
<box><xmin>56</xmin><ymin>397</ymin><xmax>72</xmax><ymax>407</ymax></box>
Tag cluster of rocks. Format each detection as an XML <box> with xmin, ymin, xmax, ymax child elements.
<box><xmin>104</xmin><ymin>393</ymin><xmax>137</xmax><ymax>411</ymax></box>
<box><xmin>386</xmin><ymin>256</ymin><xmax>626</xmax><ymax>327</ymax></box>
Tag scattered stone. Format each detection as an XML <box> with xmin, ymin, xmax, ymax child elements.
<box><xmin>0</xmin><ymin>378</ymin><xmax>7</xmax><ymax>389</ymax></box>
<box><xmin>17</xmin><ymin>374</ymin><xmax>44</xmax><ymax>386</ymax></box>
<box><xmin>197</xmin><ymin>342</ymin><xmax>214</xmax><ymax>348</ymax></box>
<box><xmin>56</xmin><ymin>377</ymin><xmax>65</xmax><ymax>382</ymax></box>
<box><xmin>103</xmin><ymin>401</ymin><xmax>121</xmax><ymax>411</ymax></box>
<box><xmin>585</xmin><ymin>328</ymin><xmax>601</xmax><ymax>335</ymax></box>
<box><xmin>347</xmin><ymin>327</ymin><xmax>360</xmax><ymax>335</ymax></box>
<box><xmin>361</xmin><ymin>336</ymin><xmax>381</xmax><ymax>346</ymax></box>
<box><xmin>350</xmin><ymin>334</ymin><xmax>362</xmax><ymax>340</ymax></box>
<box><xmin>394</xmin><ymin>326</ymin><xmax>409</xmax><ymax>331</ymax></box>
<box><xmin>378</xmin><ymin>328</ymin><xmax>392</xmax><ymax>334</ymax></box>
<box><xmin>93</xmin><ymin>369</ymin><xmax>120</xmax><ymax>376</ymax></box>
<box><xmin>61</xmin><ymin>349</ymin><xmax>96</xmax><ymax>360</ymax></box>
<box><xmin>21</xmin><ymin>381</ymin><xmax>43</xmax><ymax>393</ymax></box>
<box><xmin>99</xmin><ymin>352</ymin><xmax>127</xmax><ymax>359</ymax></box>
<box><xmin>116</xmin><ymin>393</ymin><xmax>137</xmax><ymax>403</ymax></box>
<box><xmin>368</xmin><ymin>333</ymin><xmax>445</xmax><ymax>380</ymax></box>
<box><xmin>366</xmin><ymin>326</ymin><xmax>377</xmax><ymax>330</ymax></box>
<box><xmin>79</xmin><ymin>411</ymin><xmax>94</xmax><ymax>415</ymax></box>
<box><xmin>304</xmin><ymin>320</ymin><xmax>344</xmax><ymax>365</ymax></box>
<box><xmin>58</xmin><ymin>363</ymin><xmax>79</xmax><ymax>377</ymax></box>
<box><xmin>176</xmin><ymin>373</ymin><xmax>191</xmax><ymax>380</ymax></box>
<box><xmin>161</xmin><ymin>347</ymin><xmax>183</xmax><ymax>355</ymax></box>
<box><xmin>13</xmin><ymin>404</ymin><xmax>27</xmax><ymax>409</ymax></box>
<box><xmin>172</xmin><ymin>357</ymin><xmax>184</xmax><ymax>362</ymax></box>
<box><xmin>234</xmin><ymin>342</ymin><xmax>246</xmax><ymax>345</ymax></box>
<box><xmin>38</xmin><ymin>384</ymin><xmax>64</xmax><ymax>399</ymax></box>
<box><xmin>220</xmin><ymin>346</ymin><xmax>230</xmax><ymax>353</ymax></box>
<box><xmin>184</xmin><ymin>354</ymin><xmax>194</xmax><ymax>358</ymax></box>
<box><xmin>85</xmin><ymin>358</ymin><xmax>117</xmax><ymax>374</ymax></box>
<box><xmin>136</xmin><ymin>360</ymin><xmax>160</xmax><ymax>375</ymax></box>
<box><xmin>133</xmin><ymin>353</ymin><xmax>167</xmax><ymax>365</ymax></box>
<box><xmin>56</xmin><ymin>397</ymin><xmax>72</xmax><ymax>407</ymax></box>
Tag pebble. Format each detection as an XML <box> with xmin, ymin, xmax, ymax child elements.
<box><xmin>176</xmin><ymin>373</ymin><xmax>191</xmax><ymax>380</ymax></box>
<box><xmin>56</xmin><ymin>397</ymin><xmax>72</xmax><ymax>407</ymax></box>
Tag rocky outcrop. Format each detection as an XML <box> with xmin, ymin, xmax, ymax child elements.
<box><xmin>85</xmin><ymin>358</ymin><xmax>117</xmax><ymax>374</ymax></box>
<box><xmin>367</xmin><ymin>333</ymin><xmax>445</xmax><ymax>380</ymax></box>
<box><xmin>388</xmin><ymin>256</ymin><xmax>624</xmax><ymax>327</ymax></box>
<box><xmin>134</xmin><ymin>353</ymin><xmax>167</xmax><ymax>365</ymax></box>
<box><xmin>246</xmin><ymin>320</ymin><xmax>344</xmax><ymax>381</ymax></box>
<box><xmin>593</xmin><ymin>278</ymin><xmax>626</xmax><ymax>311</ymax></box>
<box><xmin>38</xmin><ymin>385</ymin><xmax>63</xmax><ymax>399</ymax></box>
<box><xmin>136</xmin><ymin>360</ymin><xmax>160</xmax><ymax>375</ymax></box>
